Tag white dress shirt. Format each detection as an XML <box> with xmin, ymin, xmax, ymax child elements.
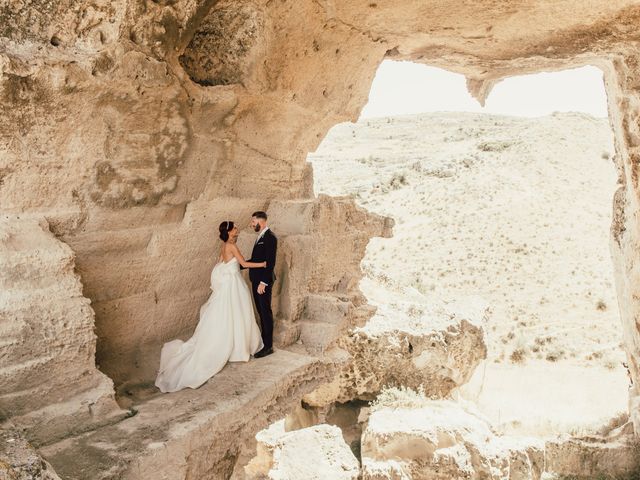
<box><xmin>256</xmin><ymin>226</ymin><xmax>270</xmax><ymax>243</ymax></box>
<box><xmin>256</xmin><ymin>227</ymin><xmax>270</xmax><ymax>285</ymax></box>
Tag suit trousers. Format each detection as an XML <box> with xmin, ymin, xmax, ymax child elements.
<box><xmin>252</xmin><ymin>282</ymin><xmax>273</xmax><ymax>350</ymax></box>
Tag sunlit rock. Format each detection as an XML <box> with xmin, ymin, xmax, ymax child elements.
<box><xmin>0</xmin><ymin>215</ymin><xmax>124</xmax><ymax>445</ymax></box>
<box><xmin>304</xmin><ymin>295</ymin><xmax>488</xmax><ymax>406</ymax></box>
<box><xmin>361</xmin><ymin>395</ymin><xmax>544</xmax><ymax>480</ymax></box>
<box><xmin>245</xmin><ymin>421</ymin><xmax>360</xmax><ymax>480</ymax></box>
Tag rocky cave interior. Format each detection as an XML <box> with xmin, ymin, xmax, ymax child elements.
<box><xmin>2</xmin><ymin>1</ymin><xmax>640</xmax><ymax>479</ymax></box>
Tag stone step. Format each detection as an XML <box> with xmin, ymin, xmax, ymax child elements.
<box><xmin>40</xmin><ymin>349</ymin><xmax>337</xmax><ymax>480</ymax></box>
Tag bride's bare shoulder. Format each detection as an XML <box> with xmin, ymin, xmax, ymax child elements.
<box><xmin>219</xmin><ymin>242</ymin><xmax>232</xmax><ymax>259</ymax></box>
<box><xmin>220</xmin><ymin>242</ymin><xmax>239</xmax><ymax>262</ymax></box>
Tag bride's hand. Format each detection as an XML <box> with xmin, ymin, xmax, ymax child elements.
<box><xmin>261</xmin><ymin>261</ymin><xmax>267</xmax><ymax>268</ymax></box>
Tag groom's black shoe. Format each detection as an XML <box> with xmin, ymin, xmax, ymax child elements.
<box><xmin>254</xmin><ymin>347</ymin><xmax>274</xmax><ymax>358</ymax></box>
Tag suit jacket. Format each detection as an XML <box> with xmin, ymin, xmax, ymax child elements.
<box><xmin>246</xmin><ymin>229</ymin><xmax>277</xmax><ymax>285</ymax></box>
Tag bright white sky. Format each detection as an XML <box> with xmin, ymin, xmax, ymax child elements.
<box><xmin>359</xmin><ymin>61</ymin><xmax>608</xmax><ymax>119</ymax></box>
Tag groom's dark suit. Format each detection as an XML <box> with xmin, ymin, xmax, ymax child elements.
<box><xmin>246</xmin><ymin>228</ymin><xmax>277</xmax><ymax>350</ymax></box>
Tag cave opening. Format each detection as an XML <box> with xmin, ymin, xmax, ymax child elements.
<box><xmin>309</xmin><ymin>60</ymin><xmax>628</xmax><ymax>437</ymax></box>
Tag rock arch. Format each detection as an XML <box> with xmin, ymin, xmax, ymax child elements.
<box><xmin>2</xmin><ymin>0</ymin><xmax>640</xmax><ymax>476</ymax></box>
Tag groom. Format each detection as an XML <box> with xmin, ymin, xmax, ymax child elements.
<box><xmin>245</xmin><ymin>211</ymin><xmax>277</xmax><ymax>358</ymax></box>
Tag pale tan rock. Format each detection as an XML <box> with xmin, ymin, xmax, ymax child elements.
<box><xmin>3</xmin><ymin>0</ymin><xmax>640</xmax><ymax>476</ymax></box>
<box><xmin>245</xmin><ymin>422</ymin><xmax>360</xmax><ymax>480</ymax></box>
<box><xmin>40</xmin><ymin>350</ymin><xmax>338</xmax><ymax>480</ymax></box>
<box><xmin>304</xmin><ymin>296</ymin><xmax>488</xmax><ymax>406</ymax></box>
<box><xmin>284</xmin><ymin>403</ymin><xmax>319</xmax><ymax>432</ymax></box>
<box><xmin>360</xmin><ymin>396</ymin><xmax>640</xmax><ymax>479</ymax></box>
<box><xmin>361</xmin><ymin>397</ymin><xmax>544</xmax><ymax>480</ymax></box>
<box><xmin>0</xmin><ymin>215</ymin><xmax>124</xmax><ymax>445</ymax></box>
<box><xmin>545</xmin><ymin>435</ymin><xmax>639</xmax><ymax>479</ymax></box>
<box><xmin>4</xmin><ymin>0</ymin><xmax>640</xmax><ymax>400</ymax></box>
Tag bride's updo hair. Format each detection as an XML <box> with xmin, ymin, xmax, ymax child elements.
<box><xmin>219</xmin><ymin>221</ymin><xmax>234</xmax><ymax>242</ymax></box>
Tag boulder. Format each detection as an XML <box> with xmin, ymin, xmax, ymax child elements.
<box><xmin>361</xmin><ymin>397</ymin><xmax>544</xmax><ymax>480</ymax></box>
<box><xmin>245</xmin><ymin>422</ymin><xmax>360</xmax><ymax>480</ymax></box>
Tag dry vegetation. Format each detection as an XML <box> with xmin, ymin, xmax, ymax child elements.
<box><xmin>312</xmin><ymin>112</ymin><xmax>628</xmax><ymax>435</ymax></box>
<box><xmin>311</xmin><ymin>112</ymin><xmax>623</xmax><ymax>370</ymax></box>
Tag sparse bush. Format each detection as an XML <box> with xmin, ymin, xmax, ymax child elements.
<box><xmin>477</xmin><ymin>141</ymin><xmax>511</xmax><ymax>152</ymax></box>
<box><xmin>535</xmin><ymin>336</ymin><xmax>554</xmax><ymax>346</ymax></box>
<box><xmin>596</xmin><ymin>300</ymin><xmax>608</xmax><ymax>311</ymax></box>
<box><xmin>602</xmin><ymin>151</ymin><xmax>611</xmax><ymax>160</ymax></box>
<box><xmin>510</xmin><ymin>348</ymin><xmax>527</xmax><ymax>364</ymax></box>
<box><xmin>546</xmin><ymin>349</ymin><xmax>564</xmax><ymax>362</ymax></box>
<box><xmin>597</xmin><ymin>411</ymin><xmax>629</xmax><ymax>436</ymax></box>
<box><xmin>388</xmin><ymin>172</ymin><xmax>408</xmax><ymax>189</ymax></box>
<box><xmin>605</xmin><ymin>360</ymin><xmax>618</xmax><ymax>370</ymax></box>
<box><xmin>370</xmin><ymin>385</ymin><xmax>429</xmax><ymax>411</ymax></box>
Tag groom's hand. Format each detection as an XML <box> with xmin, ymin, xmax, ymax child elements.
<box><xmin>257</xmin><ymin>283</ymin><xmax>266</xmax><ymax>295</ymax></box>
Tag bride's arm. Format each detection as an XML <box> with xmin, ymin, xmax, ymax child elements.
<box><xmin>230</xmin><ymin>244</ymin><xmax>266</xmax><ymax>268</ymax></box>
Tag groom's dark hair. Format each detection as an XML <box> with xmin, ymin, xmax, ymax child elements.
<box><xmin>252</xmin><ymin>211</ymin><xmax>268</xmax><ymax>220</ymax></box>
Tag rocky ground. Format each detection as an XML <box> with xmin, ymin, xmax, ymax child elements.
<box><xmin>310</xmin><ymin>111</ymin><xmax>628</xmax><ymax>435</ymax></box>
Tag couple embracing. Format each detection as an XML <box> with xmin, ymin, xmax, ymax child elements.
<box><xmin>155</xmin><ymin>211</ymin><xmax>277</xmax><ymax>393</ymax></box>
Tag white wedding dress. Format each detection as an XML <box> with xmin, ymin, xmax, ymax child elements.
<box><xmin>155</xmin><ymin>257</ymin><xmax>263</xmax><ymax>393</ymax></box>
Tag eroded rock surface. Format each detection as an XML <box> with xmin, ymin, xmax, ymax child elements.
<box><xmin>180</xmin><ymin>1</ymin><xmax>265</xmax><ymax>86</ymax></box>
<box><xmin>0</xmin><ymin>215</ymin><xmax>123</xmax><ymax>445</ymax></box>
<box><xmin>40</xmin><ymin>350</ymin><xmax>336</xmax><ymax>480</ymax></box>
<box><xmin>0</xmin><ymin>424</ymin><xmax>61</xmax><ymax>480</ymax></box>
<box><xmin>255</xmin><ymin>398</ymin><xmax>638</xmax><ymax>480</ymax></box>
<box><xmin>3</xmin><ymin>0</ymin><xmax>640</xmax><ymax>476</ymax></box>
<box><xmin>245</xmin><ymin>421</ymin><xmax>360</xmax><ymax>480</ymax></box>
<box><xmin>361</xmin><ymin>397</ymin><xmax>544</xmax><ymax>480</ymax></box>
<box><xmin>304</xmin><ymin>296</ymin><xmax>488</xmax><ymax>406</ymax></box>
<box><xmin>545</xmin><ymin>434</ymin><xmax>639</xmax><ymax>479</ymax></box>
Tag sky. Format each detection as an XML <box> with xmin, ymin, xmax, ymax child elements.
<box><xmin>359</xmin><ymin>61</ymin><xmax>608</xmax><ymax>119</ymax></box>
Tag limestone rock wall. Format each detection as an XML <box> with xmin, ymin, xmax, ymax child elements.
<box><xmin>545</xmin><ymin>435</ymin><xmax>639</xmax><ymax>479</ymax></box>
<box><xmin>0</xmin><ymin>215</ymin><xmax>123</xmax><ymax>445</ymax></box>
<box><xmin>608</xmin><ymin>52</ymin><xmax>640</xmax><ymax>432</ymax></box>
<box><xmin>4</xmin><ymin>0</ymin><xmax>640</xmax><ymax>457</ymax></box>
<box><xmin>304</xmin><ymin>298</ymin><xmax>488</xmax><ymax>407</ymax></box>
<box><xmin>267</xmin><ymin>196</ymin><xmax>392</xmax><ymax>349</ymax></box>
<box><xmin>245</xmin><ymin>421</ymin><xmax>360</xmax><ymax>480</ymax></box>
<box><xmin>361</xmin><ymin>400</ymin><xmax>545</xmax><ymax>480</ymax></box>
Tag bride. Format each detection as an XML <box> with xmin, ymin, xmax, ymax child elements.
<box><xmin>155</xmin><ymin>221</ymin><xmax>265</xmax><ymax>393</ymax></box>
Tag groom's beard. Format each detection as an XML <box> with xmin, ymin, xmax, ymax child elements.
<box><xmin>253</xmin><ymin>225</ymin><xmax>261</xmax><ymax>232</ymax></box>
